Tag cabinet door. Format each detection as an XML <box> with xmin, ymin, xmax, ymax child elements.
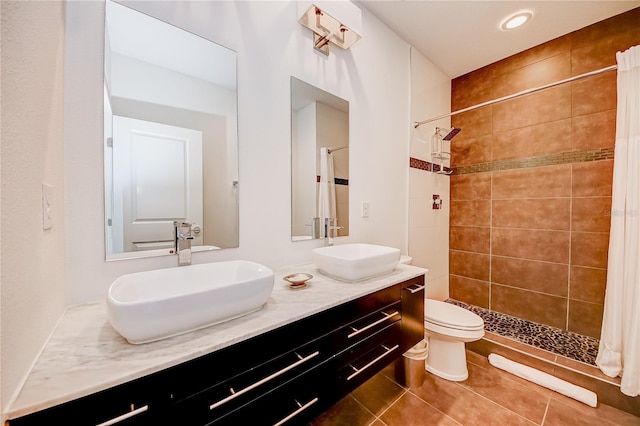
<box><xmin>401</xmin><ymin>275</ymin><xmax>426</xmax><ymax>352</ymax></box>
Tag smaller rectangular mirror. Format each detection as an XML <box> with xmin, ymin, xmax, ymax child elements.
<box><xmin>291</xmin><ymin>77</ymin><xmax>349</xmax><ymax>242</ymax></box>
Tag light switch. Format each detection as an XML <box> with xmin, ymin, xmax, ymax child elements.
<box><xmin>362</xmin><ymin>201</ymin><xmax>370</xmax><ymax>218</ymax></box>
<box><xmin>42</xmin><ymin>183</ymin><xmax>53</xmax><ymax>230</ymax></box>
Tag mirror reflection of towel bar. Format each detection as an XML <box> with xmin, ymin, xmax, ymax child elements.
<box><xmin>327</xmin><ymin>146</ymin><xmax>348</xmax><ymax>154</ymax></box>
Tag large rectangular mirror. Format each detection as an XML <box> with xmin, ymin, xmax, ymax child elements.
<box><xmin>104</xmin><ymin>0</ymin><xmax>239</xmax><ymax>259</ymax></box>
<box><xmin>291</xmin><ymin>77</ymin><xmax>349</xmax><ymax>242</ymax></box>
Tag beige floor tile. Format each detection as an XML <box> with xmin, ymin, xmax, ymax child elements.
<box><xmin>544</xmin><ymin>397</ymin><xmax>625</xmax><ymax>426</ymax></box>
<box><xmin>308</xmin><ymin>395</ymin><xmax>376</xmax><ymax>426</ymax></box>
<box><xmin>466</xmin><ymin>350</ymin><xmax>554</xmax><ymax>397</ymax></box>
<box><xmin>309</xmin><ymin>355</ymin><xmax>640</xmax><ymax>426</ymax></box>
<box><xmin>350</xmin><ymin>372</ymin><xmax>407</xmax><ymax>416</ymax></box>
<box><xmin>548</xmin><ymin>392</ymin><xmax>640</xmax><ymax>426</ymax></box>
<box><xmin>379</xmin><ymin>392</ymin><xmax>461</xmax><ymax>426</ymax></box>
<box><xmin>410</xmin><ymin>372</ymin><xmax>537</xmax><ymax>425</ymax></box>
<box><xmin>460</xmin><ymin>362</ymin><xmax>549</xmax><ymax>423</ymax></box>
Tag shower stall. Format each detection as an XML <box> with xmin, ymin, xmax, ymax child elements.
<box><xmin>407</xmin><ymin>9</ymin><xmax>640</xmax><ymax>413</ymax></box>
<box><xmin>411</xmin><ymin>11</ymin><xmax>637</xmax><ymax>368</ymax></box>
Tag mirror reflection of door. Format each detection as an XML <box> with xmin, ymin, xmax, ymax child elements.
<box><xmin>111</xmin><ymin>116</ymin><xmax>203</xmax><ymax>252</ymax></box>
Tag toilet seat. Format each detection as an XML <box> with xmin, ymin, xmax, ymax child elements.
<box><xmin>424</xmin><ymin>300</ymin><xmax>484</xmax><ymax>331</ymax></box>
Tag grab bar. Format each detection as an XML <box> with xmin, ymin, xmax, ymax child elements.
<box><xmin>348</xmin><ymin>311</ymin><xmax>399</xmax><ymax>339</ymax></box>
<box><xmin>209</xmin><ymin>351</ymin><xmax>320</xmax><ymax>411</ymax></box>
<box><xmin>346</xmin><ymin>344</ymin><xmax>399</xmax><ymax>381</ymax></box>
<box><xmin>96</xmin><ymin>404</ymin><xmax>148</xmax><ymax>426</ymax></box>
<box><xmin>273</xmin><ymin>397</ymin><xmax>319</xmax><ymax>426</ymax></box>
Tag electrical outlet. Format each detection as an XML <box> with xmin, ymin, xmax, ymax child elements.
<box><xmin>42</xmin><ymin>183</ymin><xmax>53</xmax><ymax>230</ymax></box>
<box><xmin>362</xmin><ymin>201</ymin><xmax>370</xmax><ymax>218</ymax></box>
<box><xmin>432</xmin><ymin>194</ymin><xmax>442</xmax><ymax>210</ymax></box>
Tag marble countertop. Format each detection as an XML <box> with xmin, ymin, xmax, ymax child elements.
<box><xmin>7</xmin><ymin>263</ymin><xmax>426</xmax><ymax>420</ymax></box>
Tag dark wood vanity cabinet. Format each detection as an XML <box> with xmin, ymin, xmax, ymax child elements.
<box><xmin>9</xmin><ymin>275</ymin><xmax>424</xmax><ymax>426</ymax></box>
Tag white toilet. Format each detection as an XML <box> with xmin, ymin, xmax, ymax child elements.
<box><xmin>424</xmin><ymin>300</ymin><xmax>484</xmax><ymax>381</ymax></box>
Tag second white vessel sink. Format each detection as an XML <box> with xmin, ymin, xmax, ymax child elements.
<box><xmin>313</xmin><ymin>243</ymin><xmax>401</xmax><ymax>282</ymax></box>
<box><xmin>107</xmin><ymin>260</ymin><xmax>274</xmax><ymax>344</ymax></box>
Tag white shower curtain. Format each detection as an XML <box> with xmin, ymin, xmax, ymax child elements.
<box><xmin>596</xmin><ymin>45</ymin><xmax>640</xmax><ymax>397</ymax></box>
<box><xmin>317</xmin><ymin>147</ymin><xmax>336</xmax><ymax>236</ymax></box>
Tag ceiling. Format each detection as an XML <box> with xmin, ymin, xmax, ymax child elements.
<box><xmin>358</xmin><ymin>1</ymin><xmax>640</xmax><ymax>78</ymax></box>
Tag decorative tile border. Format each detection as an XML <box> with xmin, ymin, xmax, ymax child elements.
<box><xmin>446</xmin><ymin>299</ymin><xmax>600</xmax><ymax>366</ymax></box>
<box><xmin>452</xmin><ymin>147</ymin><xmax>615</xmax><ymax>175</ymax></box>
<box><xmin>315</xmin><ymin>176</ymin><xmax>349</xmax><ymax>185</ymax></box>
<box><xmin>409</xmin><ymin>157</ymin><xmax>453</xmax><ymax>174</ymax></box>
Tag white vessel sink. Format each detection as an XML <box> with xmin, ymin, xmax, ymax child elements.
<box><xmin>313</xmin><ymin>243</ymin><xmax>401</xmax><ymax>282</ymax></box>
<box><xmin>107</xmin><ymin>260</ymin><xmax>274</xmax><ymax>344</ymax></box>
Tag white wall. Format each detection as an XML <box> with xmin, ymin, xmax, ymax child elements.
<box><xmin>1</xmin><ymin>0</ymin><xmax>68</xmax><ymax>417</ymax></box>
<box><xmin>408</xmin><ymin>47</ymin><xmax>452</xmax><ymax>300</ymax></box>
<box><xmin>65</xmin><ymin>0</ymin><xmax>412</xmax><ymax>305</ymax></box>
<box><xmin>111</xmin><ymin>53</ymin><xmax>236</xmax><ymax>117</ymax></box>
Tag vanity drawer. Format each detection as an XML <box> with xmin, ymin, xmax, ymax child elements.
<box><xmin>171</xmin><ymin>334</ymin><xmax>332</xmax><ymax>424</ymax></box>
<box><xmin>332</xmin><ymin>301</ymin><xmax>401</xmax><ymax>353</ymax></box>
<box><xmin>8</xmin><ymin>374</ymin><xmax>166</xmax><ymax>426</ymax></box>
<box><xmin>330</xmin><ymin>283</ymin><xmax>401</xmax><ymax>328</ymax></box>
<box><xmin>162</xmin><ymin>309</ymin><xmax>333</xmax><ymax>403</ymax></box>
<box><xmin>336</xmin><ymin>322</ymin><xmax>402</xmax><ymax>393</ymax></box>
<box><xmin>204</xmin><ymin>362</ymin><xmax>333</xmax><ymax>426</ymax></box>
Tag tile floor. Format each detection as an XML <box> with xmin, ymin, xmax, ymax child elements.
<box><xmin>309</xmin><ymin>351</ymin><xmax>640</xmax><ymax>426</ymax></box>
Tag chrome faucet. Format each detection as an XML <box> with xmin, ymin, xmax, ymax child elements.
<box><xmin>324</xmin><ymin>217</ymin><xmax>344</xmax><ymax>246</ymax></box>
<box><xmin>174</xmin><ymin>221</ymin><xmax>195</xmax><ymax>266</ymax></box>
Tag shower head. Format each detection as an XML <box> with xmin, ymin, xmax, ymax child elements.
<box><xmin>441</xmin><ymin>127</ymin><xmax>461</xmax><ymax>141</ymax></box>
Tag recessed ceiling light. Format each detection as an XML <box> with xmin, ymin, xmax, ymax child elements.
<box><xmin>501</xmin><ymin>11</ymin><xmax>533</xmax><ymax>30</ymax></box>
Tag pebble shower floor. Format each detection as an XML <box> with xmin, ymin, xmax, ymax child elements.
<box><xmin>446</xmin><ymin>299</ymin><xmax>600</xmax><ymax>366</ymax></box>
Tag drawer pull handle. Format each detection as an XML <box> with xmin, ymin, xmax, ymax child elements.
<box><xmin>96</xmin><ymin>404</ymin><xmax>148</xmax><ymax>426</ymax></box>
<box><xmin>347</xmin><ymin>311</ymin><xmax>399</xmax><ymax>339</ymax></box>
<box><xmin>209</xmin><ymin>351</ymin><xmax>320</xmax><ymax>411</ymax></box>
<box><xmin>273</xmin><ymin>397</ymin><xmax>319</xmax><ymax>426</ymax></box>
<box><xmin>406</xmin><ymin>284</ymin><xmax>425</xmax><ymax>294</ymax></box>
<box><xmin>346</xmin><ymin>344</ymin><xmax>399</xmax><ymax>381</ymax></box>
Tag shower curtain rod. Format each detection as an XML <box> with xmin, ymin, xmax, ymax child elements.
<box><xmin>414</xmin><ymin>64</ymin><xmax>618</xmax><ymax>128</ymax></box>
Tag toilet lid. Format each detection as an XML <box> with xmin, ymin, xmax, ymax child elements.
<box><xmin>424</xmin><ymin>300</ymin><xmax>484</xmax><ymax>330</ymax></box>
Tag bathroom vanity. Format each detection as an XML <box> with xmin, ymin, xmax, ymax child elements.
<box><xmin>7</xmin><ymin>264</ymin><xmax>425</xmax><ymax>425</ymax></box>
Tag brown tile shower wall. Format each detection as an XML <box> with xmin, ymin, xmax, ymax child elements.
<box><xmin>449</xmin><ymin>8</ymin><xmax>640</xmax><ymax>339</ymax></box>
